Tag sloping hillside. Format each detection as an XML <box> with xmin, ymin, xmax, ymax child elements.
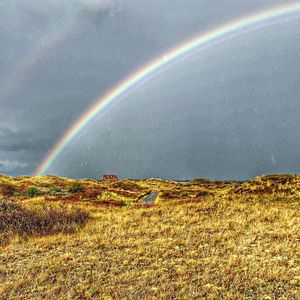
<box><xmin>229</xmin><ymin>174</ymin><xmax>300</xmax><ymax>197</ymax></box>
<box><xmin>1</xmin><ymin>174</ymin><xmax>300</xmax><ymax>299</ymax></box>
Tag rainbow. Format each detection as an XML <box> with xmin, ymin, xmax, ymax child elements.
<box><xmin>35</xmin><ymin>3</ymin><xmax>300</xmax><ymax>176</ymax></box>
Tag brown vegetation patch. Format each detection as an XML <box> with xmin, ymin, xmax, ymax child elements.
<box><xmin>110</xmin><ymin>181</ymin><xmax>147</xmax><ymax>192</ymax></box>
<box><xmin>179</xmin><ymin>198</ymin><xmax>205</xmax><ymax>204</ymax></box>
<box><xmin>0</xmin><ymin>183</ymin><xmax>16</xmax><ymax>198</ymax></box>
<box><xmin>132</xmin><ymin>203</ymin><xmax>155</xmax><ymax>209</ymax></box>
<box><xmin>106</xmin><ymin>189</ymin><xmax>139</xmax><ymax>198</ymax></box>
<box><xmin>91</xmin><ymin>200</ymin><xmax>125</xmax><ymax>207</ymax></box>
<box><xmin>0</xmin><ymin>199</ymin><xmax>89</xmax><ymax>244</ymax></box>
<box><xmin>45</xmin><ymin>194</ymin><xmax>124</xmax><ymax>208</ymax></box>
<box><xmin>83</xmin><ymin>188</ymin><xmax>102</xmax><ymax>199</ymax></box>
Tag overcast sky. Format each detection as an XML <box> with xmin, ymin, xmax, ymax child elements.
<box><xmin>0</xmin><ymin>0</ymin><xmax>300</xmax><ymax>180</ymax></box>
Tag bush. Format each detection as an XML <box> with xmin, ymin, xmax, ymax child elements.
<box><xmin>68</xmin><ymin>183</ymin><xmax>84</xmax><ymax>194</ymax></box>
<box><xmin>50</xmin><ymin>187</ymin><xmax>62</xmax><ymax>195</ymax></box>
<box><xmin>181</xmin><ymin>192</ymin><xmax>190</xmax><ymax>198</ymax></box>
<box><xmin>25</xmin><ymin>186</ymin><xmax>42</xmax><ymax>198</ymax></box>
<box><xmin>160</xmin><ymin>191</ymin><xmax>172</xmax><ymax>199</ymax></box>
<box><xmin>0</xmin><ymin>199</ymin><xmax>90</xmax><ymax>241</ymax></box>
<box><xmin>196</xmin><ymin>191</ymin><xmax>209</xmax><ymax>197</ymax></box>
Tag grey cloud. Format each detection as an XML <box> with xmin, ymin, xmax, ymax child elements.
<box><xmin>0</xmin><ymin>0</ymin><xmax>117</xmax><ymax>30</ymax></box>
<box><xmin>0</xmin><ymin>160</ymin><xmax>28</xmax><ymax>172</ymax></box>
<box><xmin>78</xmin><ymin>0</ymin><xmax>121</xmax><ymax>25</ymax></box>
<box><xmin>0</xmin><ymin>127</ymin><xmax>47</xmax><ymax>152</ymax></box>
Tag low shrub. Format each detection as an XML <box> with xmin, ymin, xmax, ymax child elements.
<box><xmin>196</xmin><ymin>191</ymin><xmax>209</xmax><ymax>197</ymax></box>
<box><xmin>160</xmin><ymin>191</ymin><xmax>172</xmax><ymax>199</ymax></box>
<box><xmin>0</xmin><ymin>199</ymin><xmax>90</xmax><ymax>241</ymax></box>
<box><xmin>111</xmin><ymin>182</ymin><xmax>146</xmax><ymax>192</ymax></box>
<box><xmin>25</xmin><ymin>186</ymin><xmax>42</xmax><ymax>198</ymax></box>
<box><xmin>181</xmin><ymin>192</ymin><xmax>190</xmax><ymax>198</ymax></box>
<box><xmin>50</xmin><ymin>187</ymin><xmax>62</xmax><ymax>195</ymax></box>
<box><xmin>68</xmin><ymin>183</ymin><xmax>84</xmax><ymax>194</ymax></box>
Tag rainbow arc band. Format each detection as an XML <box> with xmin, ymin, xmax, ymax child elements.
<box><xmin>35</xmin><ymin>3</ymin><xmax>300</xmax><ymax>176</ymax></box>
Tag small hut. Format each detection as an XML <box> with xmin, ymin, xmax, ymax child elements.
<box><xmin>102</xmin><ymin>175</ymin><xmax>118</xmax><ymax>180</ymax></box>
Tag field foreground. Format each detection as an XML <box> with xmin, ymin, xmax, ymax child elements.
<box><xmin>0</xmin><ymin>174</ymin><xmax>300</xmax><ymax>299</ymax></box>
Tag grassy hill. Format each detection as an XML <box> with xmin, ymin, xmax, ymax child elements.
<box><xmin>0</xmin><ymin>174</ymin><xmax>300</xmax><ymax>299</ymax></box>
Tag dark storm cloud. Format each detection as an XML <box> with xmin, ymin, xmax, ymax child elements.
<box><xmin>1</xmin><ymin>0</ymin><xmax>300</xmax><ymax>179</ymax></box>
<box><xmin>0</xmin><ymin>125</ymin><xmax>47</xmax><ymax>175</ymax></box>
<box><xmin>0</xmin><ymin>127</ymin><xmax>47</xmax><ymax>152</ymax></box>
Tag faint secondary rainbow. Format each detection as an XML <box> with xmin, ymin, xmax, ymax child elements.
<box><xmin>0</xmin><ymin>7</ymin><xmax>84</xmax><ymax>102</ymax></box>
<box><xmin>35</xmin><ymin>3</ymin><xmax>300</xmax><ymax>176</ymax></box>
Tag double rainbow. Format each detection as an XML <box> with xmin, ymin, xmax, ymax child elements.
<box><xmin>35</xmin><ymin>3</ymin><xmax>300</xmax><ymax>176</ymax></box>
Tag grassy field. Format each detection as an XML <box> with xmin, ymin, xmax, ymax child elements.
<box><xmin>0</xmin><ymin>174</ymin><xmax>300</xmax><ymax>299</ymax></box>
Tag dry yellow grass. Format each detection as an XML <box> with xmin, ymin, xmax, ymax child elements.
<box><xmin>0</xmin><ymin>174</ymin><xmax>300</xmax><ymax>299</ymax></box>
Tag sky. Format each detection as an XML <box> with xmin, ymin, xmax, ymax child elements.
<box><xmin>0</xmin><ymin>0</ymin><xmax>300</xmax><ymax>180</ymax></box>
